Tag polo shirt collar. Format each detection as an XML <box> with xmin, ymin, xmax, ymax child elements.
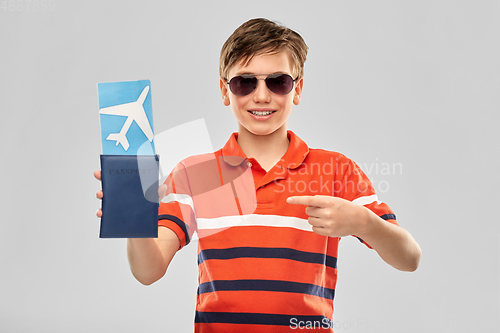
<box><xmin>221</xmin><ymin>130</ymin><xmax>309</xmax><ymax>169</ymax></box>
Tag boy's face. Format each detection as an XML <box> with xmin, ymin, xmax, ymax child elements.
<box><xmin>220</xmin><ymin>51</ymin><xmax>303</xmax><ymax>137</ymax></box>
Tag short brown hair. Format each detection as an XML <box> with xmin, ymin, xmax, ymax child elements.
<box><xmin>219</xmin><ymin>18</ymin><xmax>308</xmax><ymax>80</ymax></box>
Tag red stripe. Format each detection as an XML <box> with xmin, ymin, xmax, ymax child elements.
<box><xmin>194</xmin><ymin>322</ymin><xmax>333</xmax><ymax>333</ymax></box>
<box><xmin>197</xmin><ymin>290</ymin><xmax>333</xmax><ymax>318</ymax></box>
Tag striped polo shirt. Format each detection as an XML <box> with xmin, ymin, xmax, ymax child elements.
<box><xmin>158</xmin><ymin>130</ymin><xmax>397</xmax><ymax>332</ymax></box>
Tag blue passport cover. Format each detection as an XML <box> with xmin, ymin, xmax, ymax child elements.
<box><xmin>100</xmin><ymin>155</ymin><xmax>159</xmax><ymax>238</ymax></box>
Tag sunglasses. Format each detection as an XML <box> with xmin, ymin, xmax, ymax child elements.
<box><xmin>226</xmin><ymin>73</ymin><xmax>298</xmax><ymax>96</ymax></box>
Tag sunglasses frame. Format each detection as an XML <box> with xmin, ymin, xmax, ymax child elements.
<box><xmin>225</xmin><ymin>73</ymin><xmax>298</xmax><ymax>97</ymax></box>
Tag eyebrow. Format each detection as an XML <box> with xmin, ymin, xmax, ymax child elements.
<box><xmin>234</xmin><ymin>71</ymin><xmax>289</xmax><ymax>76</ymax></box>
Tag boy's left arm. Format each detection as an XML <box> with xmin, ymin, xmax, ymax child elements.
<box><xmin>287</xmin><ymin>195</ymin><xmax>421</xmax><ymax>272</ymax></box>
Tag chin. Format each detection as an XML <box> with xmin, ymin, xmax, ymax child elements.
<box><xmin>245</xmin><ymin>125</ymin><xmax>283</xmax><ymax>137</ymax></box>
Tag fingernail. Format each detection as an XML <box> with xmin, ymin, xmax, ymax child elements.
<box><xmin>286</xmin><ymin>198</ymin><xmax>293</xmax><ymax>203</ymax></box>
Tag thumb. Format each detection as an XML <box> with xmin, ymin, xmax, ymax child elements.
<box><xmin>158</xmin><ymin>184</ymin><xmax>167</xmax><ymax>201</ymax></box>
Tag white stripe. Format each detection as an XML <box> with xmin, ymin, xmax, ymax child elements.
<box><xmin>161</xmin><ymin>193</ymin><xmax>195</xmax><ymax>213</ymax></box>
<box><xmin>351</xmin><ymin>194</ymin><xmax>382</xmax><ymax>206</ymax></box>
<box><xmin>197</xmin><ymin>214</ymin><xmax>313</xmax><ymax>233</ymax></box>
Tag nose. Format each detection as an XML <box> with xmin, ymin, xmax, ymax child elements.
<box><xmin>253</xmin><ymin>78</ymin><xmax>271</xmax><ymax>103</ymax></box>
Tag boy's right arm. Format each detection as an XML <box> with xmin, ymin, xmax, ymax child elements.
<box><xmin>94</xmin><ymin>171</ymin><xmax>180</xmax><ymax>286</ymax></box>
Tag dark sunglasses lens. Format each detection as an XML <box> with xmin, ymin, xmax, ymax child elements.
<box><xmin>266</xmin><ymin>74</ymin><xmax>294</xmax><ymax>95</ymax></box>
<box><xmin>230</xmin><ymin>76</ymin><xmax>257</xmax><ymax>96</ymax></box>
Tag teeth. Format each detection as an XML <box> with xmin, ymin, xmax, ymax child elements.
<box><xmin>250</xmin><ymin>111</ymin><xmax>274</xmax><ymax>116</ymax></box>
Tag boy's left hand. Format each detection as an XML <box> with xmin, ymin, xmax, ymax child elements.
<box><xmin>286</xmin><ymin>195</ymin><xmax>369</xmax><ymax>237</ymax></box>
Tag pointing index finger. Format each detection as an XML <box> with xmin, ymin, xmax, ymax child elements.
<box><xmin>286</xmin><ymin>195</ymin><xmax>316</xmax><ymax>206</ymax></box>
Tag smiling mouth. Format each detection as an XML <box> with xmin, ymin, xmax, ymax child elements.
<box><xmin>248</xmin><ymin>110</ymin><xmax>276</xmax><ymax>116</ymax></box>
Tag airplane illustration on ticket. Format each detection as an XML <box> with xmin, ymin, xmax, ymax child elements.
<box><xmin>99</xmin><ymin>85</ymin><xmax>154</xmax><ymax>152</ymax></box>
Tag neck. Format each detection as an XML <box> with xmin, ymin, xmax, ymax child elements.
<box><xmin>237</xmin><ymin>125</ymin><xmax>289</xmax><ymax>164</ymax></box>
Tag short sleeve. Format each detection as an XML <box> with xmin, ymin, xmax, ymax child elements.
<box><xmin>337</xmin><ymin>159</ymin><xmax>398</xmax><ymax>248</ymax></box>
<box><xmin>158</xmin><ymin>162</ymin><xmax>197</xmax><ymax>249</ymax></box>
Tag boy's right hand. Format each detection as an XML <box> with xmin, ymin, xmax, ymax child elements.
<box><xmin>94</xmin><ymin>170</ymin><xmax>167</xmax><ymax>218</ymax></box>
<box><xmin>94</xmin><ymin>169</ymin><xmax>179</xmax><ymax>285</ymax></box>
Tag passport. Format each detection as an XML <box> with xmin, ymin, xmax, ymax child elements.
<box><xmin>99</xmin><ymin>154</ymin><xmax>159</xmax><ymax>238</ymax></box>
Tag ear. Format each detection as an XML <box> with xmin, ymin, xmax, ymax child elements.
<box><xmin>293</xmin><ymin>77</ymin><xmax>303</xmax><ymax>105</ymax></box>
<box><xmin>220</xmin><ymin>78</ymin><xmax>231</xmax><ymax>106</ymax></box>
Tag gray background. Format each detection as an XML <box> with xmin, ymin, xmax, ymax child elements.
<box><xmin>1</xmin><ymin>0</ymin><xmax>499</xmax><ymax>332</ymax></box>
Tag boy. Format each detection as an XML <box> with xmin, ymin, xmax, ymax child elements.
<box><xmin>95</xmin><ymin>18</ymin><xmax>421</xmax><ymax>332</ymax></box>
